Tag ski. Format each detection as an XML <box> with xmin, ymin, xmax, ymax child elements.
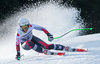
<box><xmin>75</xmin><ymin>48</ymin><xmax>88</xmax><ymax>52</ymax></box>
<box><xmin>42</xmin><ymin>48</ymin><xmax>88</xmax><ymax>56</ymax></box>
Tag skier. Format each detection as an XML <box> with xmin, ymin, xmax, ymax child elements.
<box><xmin>16</xmin><ymin>18</ymin><xmax>87</xmax><ymax>60</ymax></box>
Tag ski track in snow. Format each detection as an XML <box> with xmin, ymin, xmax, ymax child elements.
<box><xmin>5</xmin><ymin>34</ymin><xmax>100</xmax><ymax>64</ymax></box>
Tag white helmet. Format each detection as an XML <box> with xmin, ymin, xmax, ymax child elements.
<box><xmin>18</xmin><ymin>18</ymin><xmax>30</xmax><ymax>26</ymax></box>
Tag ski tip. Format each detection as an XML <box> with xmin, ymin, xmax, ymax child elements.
<box><xmin>76</xmin><ymin>49</ymin><xmax>88</xmax><ymax>52</ymax></box>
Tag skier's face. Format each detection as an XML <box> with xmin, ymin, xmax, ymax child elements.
<box><xmin>21</xmin><ymin>24</ymin><xmax>29</xmax><ymax>32</ymax></box>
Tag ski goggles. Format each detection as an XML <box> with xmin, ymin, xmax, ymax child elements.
<box><xmin>21</xmin><ymin>24</ymin><xmax>29</xmax><ymax>29</ymax></box>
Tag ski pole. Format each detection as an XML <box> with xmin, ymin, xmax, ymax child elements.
<box><xmin>54</xmin><ymin>28</ymin><xmax>93</xmax><ymax>39</ymax></box>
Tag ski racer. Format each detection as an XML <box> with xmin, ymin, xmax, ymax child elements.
<box><xmin>16</xmin><ymin>18</ymin><xmax>87</xmax><ymax>60</ymax></box>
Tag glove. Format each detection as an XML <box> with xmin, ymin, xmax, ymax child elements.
<box><xmin>47</xmin><ymin>33</ymin><xmax>54</xmax><ymax>42</ymax></box>
<box><xmin>16</xmin><ymin>51</ymin><xmax>21</xmax><ymax>60</ymax></box>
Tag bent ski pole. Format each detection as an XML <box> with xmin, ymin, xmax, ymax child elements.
<box><xmin>54</xmin><ymin>28</ymin><xmax>93</xmax><ymax>39</ymax></box>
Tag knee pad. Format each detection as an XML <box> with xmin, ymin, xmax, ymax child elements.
<box><xmin>22</xmin><ymin>40</ymin><xmax>34</xmax><ymax>50</ymax></box>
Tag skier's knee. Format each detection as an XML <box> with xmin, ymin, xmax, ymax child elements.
<box><xmin>21</xmin><ymin>40</ymin><xmax>35</xmax><ymax>50</ymax></box>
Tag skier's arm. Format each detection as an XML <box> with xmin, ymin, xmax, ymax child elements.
<box><xmin>31</xmin><ymin>24</ymin><xmax>54</xmax><ymax>41</ymax></box>
<box><xmin>16</xmin><ymin>33</ymin><xmax>20</xmax><ymax>52</ymax></box>
<box><xmin>16</xmin><ymin>33</ymin><xmax>21</xmax><ymax>60</ymax></box>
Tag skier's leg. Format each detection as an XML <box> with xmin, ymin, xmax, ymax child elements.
<box><xmin>31</xmin><ymin>36</ymin><xmax>64</xmax><ymax>50</ymax></box>
<box><xmin>31</xmin><ymin>36</ymin><xmax>70</xmax><ymax>51</ymax></box>
<box><xmin>31</xmin><ymin>35</ymin><xmax>51</xmax><ymax>49</ymax></box>
<box><xmin>47</xmin><ymin>43</ymin><xmax>87</xmax><ymax>52</ymax></box>
<box><xmin>47</xmin><ymin>44</ymin><xmax>81</xmax><ymax>52</ymax></box>
<box><xmin>33</xmin><ymin>46</ymin><xmax>65</xmax><ymax>56</ymax></box>
<box><xmin>21</xmin><ymin>40</ymin><xmax>44</xmax><ymax>53</ymax></box>
<box><xmin>21</xmin><ymin>40</ymin><xmax>35</xmax><ymax>50</ymax></box>
<box><xmin>31</xmin><ymin>44</ymin><xmax>57</xmax><ymax>55</ymax></box>
<box><xmin>47</xmin><ymin>44</ymin><xmax>74</xmax><ymax>51</ymax></box>
<box><xmin>21</xmin><ymin>40</ymin><xmax>56</xmax><ymax>54</ymax></box>
<box><xmin>31</xmin><ymin>36</ymin><xmax>86</xmax><ymax>52</ymax></box>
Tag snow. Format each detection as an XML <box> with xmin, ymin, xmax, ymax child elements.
<box><xmin>0</xmin><ymin>1</ymin><xmax>100</xmax><ymax>64</ymax></box>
